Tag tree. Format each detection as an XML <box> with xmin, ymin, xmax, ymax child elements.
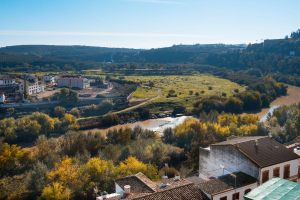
<box><xmin>15</xmin><ymin>117</ymin><xmax>41</xmax><ymax>141</ymax></box>
<box><xmin>162</xmin><ymin>128</ymin><xmax>175</xmax><ymax>144</ymax></box>
<box><xmin>54</xmin><ymin>89</ymin><xmax>78</xmax><ymax>105</ymax></box>
<box><xmin>224</xmin><ymin>97</ymin><xmax>244</xmax><ymax>113</ymax></box>
<box><xmin>116</xmin><ymin>156</ymin><xmax>158</xmax><ymax>180</ymax></box>
<box><xmin>0</xmin><ymin>143</ymin><xmax>31</xmax><ymax>177</ymax></box>
<box><xmin>30</xmin><ymin>112</ymin><xmax>56</xmax><ymax>136</ymax></box>
<box><xmin>80</xmin><ymin>158</ymin><xmax>115</xmax><ymax>193</ymax></box>
<box><xmin>0</xmin><ymin>118</ymin><xmax>16</xmax><ymax>141</ymax></box>
<box><xmin>70</xmin><ymin>108</ymin><xmax>80</xmax><ymax>118</ymax></box>
<box><xmin>40</xmin><ymin>182</ymin><xmax>71</xmax><ymax>200</ymax></box>
<box><xmin>28</xmin><ymin>162</ymin><xmax>49</xmax><ymax>193</ymax></box>
<box><xmin>54</xmin><ymin>106</ymin><xmax>66</xmax><ymax>118</ymax></box>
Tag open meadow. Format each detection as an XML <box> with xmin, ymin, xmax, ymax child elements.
<box><xmin>125</xmin><ymin>75</ymin><xmax>245</xmax><ymax>111</ymax></box>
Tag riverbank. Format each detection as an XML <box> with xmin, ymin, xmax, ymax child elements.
<box><xmin>81</xmin><ymin>116</ymin><xmax>191</xmax><ymax>135</ymax></box>
<box><xmin>256</xmin><ymin>85</ymin><xmax>300</xmax><ymax>120</ymax></box>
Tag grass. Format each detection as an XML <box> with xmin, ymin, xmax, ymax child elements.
<box><xmin>125</xmin><ymin>75</ymin><xmax>245</xmax><ymax>112</ymax></box>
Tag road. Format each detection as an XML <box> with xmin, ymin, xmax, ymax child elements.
<box><xmin>113</xmin><ymin>89</ymin><xmax>162</xmax><ymax>114</ymax></box>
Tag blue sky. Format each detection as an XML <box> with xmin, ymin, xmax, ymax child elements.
<box><xmin>0</xmin><ymin>0</ymin><xmax>299</xmax><ymax>48</ymax></box>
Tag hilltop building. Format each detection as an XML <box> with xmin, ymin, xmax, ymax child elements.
<box><xmin>0</xmin><ymin>77</ymin><xmax>16</xmax><ymax>86</ymax></box>
<box><xmin>43</xmin><ymin>75</ymin><xmax>56</xmax><ymax>85</ymax></box>
<box><xmin>0</xmin><ymin>93</ymin><xmax>5</xmax><ymax>103</ymax></box>
<box><xmin>0</xmin><ymin>76</ymin><xmax>22</xmax><ymax>102</ymax></box>
<box><xmin>57</xmin><ymin>75</ymin><xmax>90</xmax><ymax>89</ymax></box>
<box><xmin>19</xmin><ymin>79</ymin><xmax>45</xmax><ymax>96</ymax></box>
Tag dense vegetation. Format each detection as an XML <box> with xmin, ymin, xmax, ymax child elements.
<box><xmin>0</xmin><ymin>112</ymin><xmax>269</xmax><ymax>199</ymax></box>
<box><xmin>266</xmin><ymin>103</ymin><xmax>300</xmax><ymax>143</ymax></box>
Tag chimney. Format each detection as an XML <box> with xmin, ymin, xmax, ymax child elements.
<box><xmin>162</xmin><ymin>175</ymin><xmax>168</xmax><ymax>184</ymax></box>
<box><xmin>124</xmin><ymin>185</ymin><xmax>131</xmax><ymax>195</ymax></box>
<box><xmin>174</xmin><ymin>175</ymin><xmax>181</xmax><ymax>181</ymax></box>
<box><xmin>101</xmin><ymin>191</ymin><xmax>108</xmax><ymax>200</ymax></box>
<box><xmin>255</xmin><ymin>140</ymin><xmax>258</xmax><ymax>152</ymax></box>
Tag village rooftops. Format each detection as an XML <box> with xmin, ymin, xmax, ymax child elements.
<box><xmin>211</xmin><ymin>136</ymin><xmax>300</xmax><ymax>168</ymax></box>
<box><xmin>115</xmin><ymin>172</ymin><xmax>157</xmax><ymax>194</ymax></box>
<box><xmin>113</xmin><ymin>172</ymin><xmax>207</xmax><ymax>200</ymax></box>
<box><xmin>198</xmin><ymin>172</ymin><xmax>257</xmax><ymax>196</ymax></box>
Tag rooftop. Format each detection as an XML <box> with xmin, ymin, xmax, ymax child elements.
<box><xmin>198</xmin><ymin>172</ymin><xmax>257</xmax><ymax>196</ymax></box>
<box><xmin>115</xmin><ymin>172</ymin><xmax>156</xmax><ymax>194</ymax></box>
<box><xmin>212</xmin><ymin>136</ymin><xmax>300</xmax><ymax>168</ymax></box>
<box><xmin>244</xmin><ymin>178</ymin><xmax>300</xmax><ymax>200</ymax></box>
<box><xmin>114</xmin><ymin>172</ymin><xmax>207</xmax><ymax>200</ymax></box>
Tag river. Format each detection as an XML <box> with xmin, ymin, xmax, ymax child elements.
<box><xmin>82</xmin><ymin>116</ymin><xmax>191</xmax><ymax>135</ymax></box>
<box><xmin>256</xmin><ymin>85</ymin><xmax>300</xmax><ymax>122</ymax></box>
<box><xmin>82</xmin><ymin>85</ymin><xmax>300</xmax><ymax>135</ymax></box>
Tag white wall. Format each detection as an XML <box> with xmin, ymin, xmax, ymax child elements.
<box><xmin>212</xmin><ymin>182</ymin><xmax>258</xmax><ymax>200</ymax></box>
<box><xmin>259</xmin><ymin>159</ymin><xmax>299</xmax><ymax>183</ymax></box>
<box><xmin>199</xmin><ymin>146</ymin><xmax>259</xmax><ymax>179</ymax></box>
<box><xmin>0</xmin><ymin>94</ymin><xmax>5</xmax><ymax>103</ymax></box>
<box><xmin>115</xmin><ymin>183</ymin><xmax>124</xmax><ymax>195</ymax></box>
<box><xmin>57</xmin><ymin>77</ymin><xmax>88</xmax><ymax>89</ymax></box>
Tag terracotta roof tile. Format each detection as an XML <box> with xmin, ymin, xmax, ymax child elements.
<box><xmin>212</xmin><ymin>137</ymin><xmax>300</xmax><ymax>168</ymax></box>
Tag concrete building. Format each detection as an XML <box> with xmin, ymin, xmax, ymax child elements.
<box><xmin>18</xmin><ymin>80</ymin><xmax>45</xmax><ymax>95</ymax></box>
<box><xmin>0</xmin><ymin>77</ymin><xmax>16</xmax><ymax>86</ymax></box>
<box><xmin>198</xmin><ymin>172</ymin><xmax>258</xmax><ymax>200</ymax></box>
<box><xmin>199</xmin><ymin>136</ymin><xmax>300</xmax><ymax>184</ymax></box>
<box><xmin>57</xmin><ymin>75</ymin><xmax>90</xmax><ymax>89</ymax></box>
<box><xmin>0</xmin><ymin>77</ymin><xmax>21</xmax><ymax>102</ymax></box>
<box><xmin>43</xmin><ymin>75</ymin><xmax>56</xmax><ymax>85</ymax></box>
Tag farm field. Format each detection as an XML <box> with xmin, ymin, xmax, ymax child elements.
<box><xmin>125</xmin><ymin>75</ymin><xmax>246</xmax><ymax>111</ymax></box>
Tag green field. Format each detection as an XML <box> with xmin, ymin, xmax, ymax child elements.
<box><xmin>125</xmin><ymin>75</ymin><xmax>246</xmax><ymax>111</ymax></box>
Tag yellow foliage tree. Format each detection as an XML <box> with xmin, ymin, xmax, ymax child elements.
<box><xmin>40</xmin><ymin>182</ymin><xmax>71</xmax><ymax>200</ymax></box>
<box><xmin>116</xmin><ymin>156</ymin><xmax>158</xmax><ymax>180</ymax></box>
<box><xmin>47</xmin><ymin>158</ymin><xmax>80</xmax><ymax>189</ymax></box>
<box><xmin>0</xmin><ymin>143</ymin><xmax>30</xmax><ymax>176</ymax></box>
<box><xmin>80</xmin><ymin>158</ymin><xmax>115</xmax><ymax>181</ymax></box>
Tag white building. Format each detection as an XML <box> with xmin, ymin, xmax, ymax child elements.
<box><xmin>0</xmin><ymin>93</ymin><xmax>5</xmax><ymax>103</ymax></box>
<box><xmin>198</xmin><ymin>136</ymin><xmax>300</xmax><ymax>200</ymax></box>
<box><xmin>0</xmin><ymin>78</ymin><xmax>16</xmax><ymax>86</ymax></box>
<box><xmin>199</xmin><ymin>137</ymin><xmax>300</xmax><ymax>182</ymax></box>
<box><xmin>27</xmin><ymin>81</ymin><xmax>45</xmax><ymax>95</ymax></box>
<box><xmin>57</xmin><ymin>76</ymin><xmax>90</xmax><ymax>89</ymax></box>
<box><xmin>43</xmin><ymin>75</ymin><xmax>56</xmax><ymax>84</ymax></box>
<box><xmin>18</xmin><ymin>80</ymin><xmax>45</xmax><ymax>95</ymax></box>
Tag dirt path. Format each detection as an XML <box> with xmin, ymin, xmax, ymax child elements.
<box><xmin>113</xmin><ymin>89</ymin><xmax>162</xmax><ymax>114</ymax></box>
<box><xmin>255</xmin><ymin>85</ymin><xmax>300</xmax><ymax>119</ymax></box>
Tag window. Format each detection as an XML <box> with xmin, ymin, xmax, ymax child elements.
<box><xmin>273</xmin><ymin>167</ymin><xmax>280</xmax><ymax>177</ymax></box>
<box><xmin>244</xmin><ymin>189</ymin><xmax>251</xmax><ymax>195</ymax></box>
<box><xmin>232</xmin><ymin>192</ymin><xmax>239</xmax><ymax>200</ymax></box>
<box><xmin>284</xmin><ymin>164</ymin><xmax>290</xmax><ymax>179</ymax></box>
<box><xmin>220</xmin><ymin>197</ymin><xmax>227</xmax><ymax>200</ymax></box>
<box><xmin>262</xmin><ymin>170</ymin><xmax>269</xmax><ymax>183</ymax></box>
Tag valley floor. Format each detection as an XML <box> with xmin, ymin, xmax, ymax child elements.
<box><xmin>255</xmin><ymin>85</ymin><xmax>300</xmax><ymax>119</ymax></box>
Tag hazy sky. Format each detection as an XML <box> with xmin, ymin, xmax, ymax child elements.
<box><xmin>0</xmin><ymin>0</ymin><xmax>299</xmax><ymax>48</ymax></box>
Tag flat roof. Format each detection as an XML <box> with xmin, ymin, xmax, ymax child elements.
<box><xmin>198</xmin><ymin>172</ymin><xmax>257</xmax><ymax>195</ymax></box>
